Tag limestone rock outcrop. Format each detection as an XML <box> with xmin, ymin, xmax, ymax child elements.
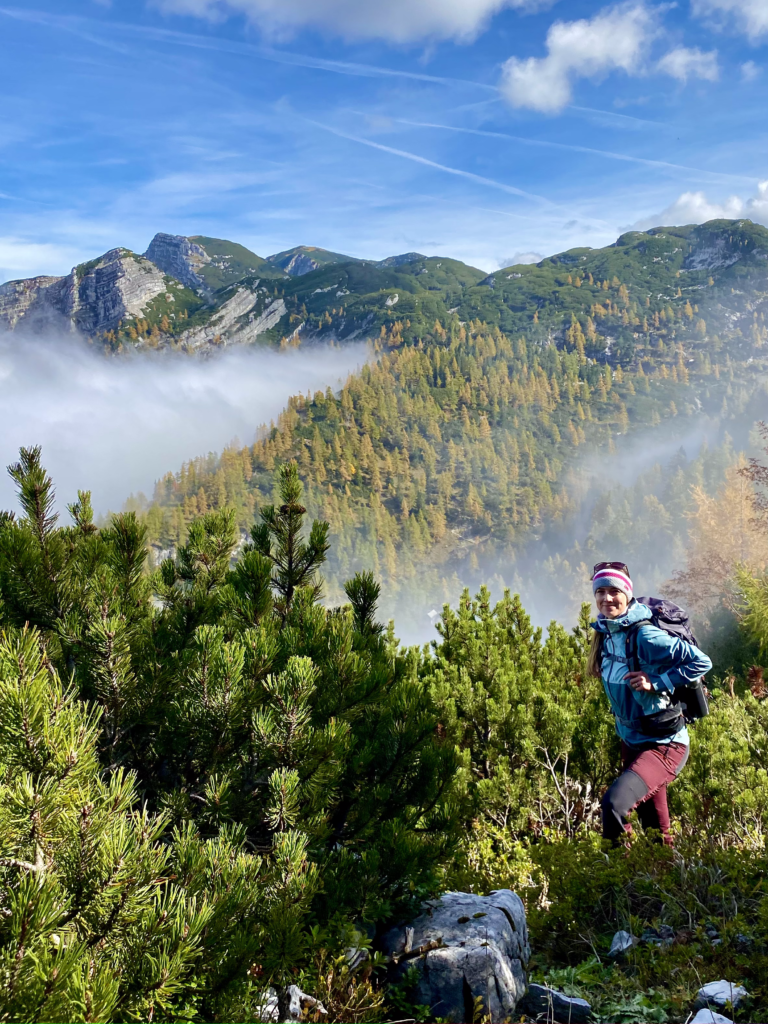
<box><xmin>0</xmin><ymin>249</ymin><xmax>167</xmax><ymax>336</ymax></box>
<box><xmin>0</xmin><ymin>240</ymin><xmax>289</xmax><ymax>351</ymax></box>
<box><xmin>178</xmin><ymin>288</ymin><xmax>286</xmax><ymax>350</ymax></box>
<box><xmin>144</xmin><ymin>233</ymin><xmax>211</xmax><ymax>292</ymax></box>
<box><xmin>257</xmin><ymin>984</ymin><xmax>327</xmax><ymax>1022</ymax></box>
<box><xmin>690</xmin><ymin>1010</ymin><xmax>732</xmax><ymax>1024</ymax></box>
<box><xmin>278</xmin><ymin>251</ymin><xmax>322</xmax><ymax>276</ymax></box>
<box><xmin>0</xmin><ymin>275</ymin><xmax>71</xmax><ymax>332</ymax></box>
<box><xmin>380</xmin><ymin>889</ymin><xmax>529</xmax><ymax>1023</ymax></box>
<box><xmin>68</xmin><ymin>249</ymin><xmax>168</xmax><ymax>335</ymax></box>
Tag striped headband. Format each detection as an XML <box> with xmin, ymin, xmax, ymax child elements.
<box><xmin>592</xmin><ymin>567</ymin><xmax>633</xmax><ymax>599</ymax></box>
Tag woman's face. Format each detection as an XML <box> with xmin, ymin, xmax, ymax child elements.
<box><xmin>595</xmin><ymin>586</ymin><xmax>629</xmax><ymax>618</ymax></box>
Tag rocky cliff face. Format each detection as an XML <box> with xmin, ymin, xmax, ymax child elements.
<box><xmin>0</xmin><ymin>249</ymin><xmax>168</xmax><ymax>336</ymax></box>
<box><xmin>280</xmin><ymin>252</ymin><xmax>322</xmax><ymax>276</ymax></box>
<box><xmin>178</xmin><ymin>287</ymin><xmax>287</xmax><ymax>350</ymax></box>
<box><xmin>0</xmin><ymin>238</ymin><xmax>289</xmax><ymax>351</ymax></box>
<box><xmin>0</xmin><ymin>276</ymin><xmax>71</xmax><ymax>332</ymax></box>
<box><xmin>68</xmin><ymin>249</ymin><xmax>168</xmax><ymax>334</ymax></box>
<box><xmin>144</xmin><ymin>234</ymin><xmax>211</xmax><ymax>292</ymax></box>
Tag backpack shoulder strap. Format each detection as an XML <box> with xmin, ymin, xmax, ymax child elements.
<box><xmin>625</xmin><ymin>620</ymin><xmax>683</xmax><ymax>708</ymax></box>
<box><xmin>624</xmin><ymin>621</ymin><xmax>650</xmax><ymax>673</ymax></box>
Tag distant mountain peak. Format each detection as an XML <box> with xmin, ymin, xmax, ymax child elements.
<box><xmin>145</xmin><ymin>233</ymin><xmax>211</xmax><ymax>291</ymax></box>
<box><xmin>375</xmin><ymin>253</ymin><xmax>426</xmax><ymax>268</ymax></box>
<box><xmin>145</xmin><ymin>233</ymin><xmax>284</xmax><ymax>293</ymax></box>
<box><xmin>267</xmin><ymin>245</ymin><xmax>360</xmax><ymax>277</ymax></box>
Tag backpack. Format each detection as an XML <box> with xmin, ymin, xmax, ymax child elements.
<box><xmin>625</xmin><ymin>596</ymin><xmax>709</xmax><ymax>733</ymax></box>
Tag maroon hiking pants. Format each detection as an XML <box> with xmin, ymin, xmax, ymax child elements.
<box><xmin>602</xmin><ymin>741</ymin><xmax>689</xmax><ymax>846</ymax></box>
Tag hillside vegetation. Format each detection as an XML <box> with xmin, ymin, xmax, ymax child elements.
<box><xmin>115</xmin><ymin>218</ymin><xmax>768</xmax><ymax>351</ymax></box>
<box><xmin>2</xmin><ymin>448</ymin><xmax>768</xmax><ymax>1022</ymax></box>
<box><xmin>5</xmin><ymin>217</ymin><xmax>768</xmax><ymax>356</ymax></box>
<box><xmin>139</xmin><ymin>219</ymin><xmax>768</xmax><ymax>626</ymax></box>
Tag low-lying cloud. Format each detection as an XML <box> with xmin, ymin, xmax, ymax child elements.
<box><xmin>0</xmin><ymin>334</ymin><xmax>368</xmax><ymax>516</ymax></box>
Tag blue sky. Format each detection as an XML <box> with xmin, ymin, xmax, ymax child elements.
<box><xmin>1</xmin><ymin>0</ymin><xmax>767</xmax><ymax>281</ymax></box>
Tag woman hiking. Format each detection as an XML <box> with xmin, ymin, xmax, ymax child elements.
<box><xmin>588</xmin><ymin>562</ymin><xmax>712</xmax><ymax>846</ymax></box>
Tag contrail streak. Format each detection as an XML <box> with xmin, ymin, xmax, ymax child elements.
<box><xmin>390</xmin><ymin>118</ymin><xmax>757</xmax><ymax>185</ymax></box>
<box><xmin>0</xmin><ymin>7</ymin><xmax>497</xmax><ymax>90</ymax></box>
<box><xmin>306</xmin><ymin>121</ymin><xmax>553</xmax><ymax>205</ymax></box>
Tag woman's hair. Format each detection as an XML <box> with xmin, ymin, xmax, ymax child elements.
<box><xmin>587</xmin><ymin>631</ymin><xmax>603</xmax><ymax>678</ymax></box>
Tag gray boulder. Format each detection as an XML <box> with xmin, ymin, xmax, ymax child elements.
<box><xmin>380</xmin><ymin>889</ymin><xmax>529</xmax><ymax>1023</ymax></box>
<box><xmin>694</xmin><ymin>980</ymin><xmax>749</xmax><ymax>1011</ymax></box>
<box><xmin>608</xmin><ymin>929</ymin><xmax>638</xmax><ymax>957</ymax></box>
<box><xmin>519</xmin><ymin>982</ymin><xmax>591</xmax><ymax>1023</ymax></box>
<box><xmin>690</xmin><ymin>1010</ymin><xmax>732</xmax><ymax>1024</ymax></box>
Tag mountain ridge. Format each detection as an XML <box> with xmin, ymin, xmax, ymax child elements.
<box><xmin>1</xmin><ymin>220</ymin><xmax>767</xmax><ymax>357</ymax></box>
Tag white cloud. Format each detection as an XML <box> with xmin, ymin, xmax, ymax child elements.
<box><xmin>741</xmin><ymin>59</ymin><xmax>761</xmax><ymax>81</ymax></box>
<box><xmin>692</xmin><ymin>0</ymin><xmax>768</xmax><ymax>40</ymax></box>
<box><xmin>657</xmin><ymin>46</ymin><xmax>719</xmax><ymax>82</ymax></box>
<box><xmin>0</xmin><ymin>238</ymin><xmax>85</xmax><ymax>285</ymax></box>
<box><xmin>499</xmin><ymin>2</ymin><xmax>655</xmax><ymax>114</ymax></box>
<box><xmin>633</xmin><ymin>181</ymin><xmax>768</xmax><ymax>230</ymax></box>
<box><xmin>152</xmin><ymin>0</ymin><xmax>555</xmax><ymax>43</ymax></box>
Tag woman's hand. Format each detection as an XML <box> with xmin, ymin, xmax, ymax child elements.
<box><xmin>625</xmin><ymin>671</ymin><xmax>653</xmax><ymax>692</ymax></box>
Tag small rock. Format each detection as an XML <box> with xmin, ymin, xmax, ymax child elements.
<box><xmin>257</xmin><ymin>989</ymin><xmax>279</xmax><ymax>1022</ymax></box>
<box><xmin>608</xmin><ymin>929</ymin><xmax>638</xmax><ymax>957</ymax></box>
<box><xmin>734</xmin><ymin>932</ymin><xmax>752</xmax><ymax>953</ymax></box>
<box><xmin>694</xmin><ymin>980</ymin><xmax>749</xmax><ymax>1011</ymax></box>
<box><xmin>690</xmin><ymin>1010</ymin><xmax>733</xmax><ymax>1024</ymax></box>
<box><xmin>345</xmin><ymin>945</ymin><xmax>368</xmax><ymax>970</ymax></box>
<box><xmin>658</xmin><ymin>924</ymin><xmax>675</xmax><ymax>945</ymax></box>
<box><xmin>519</xmin><ymin>983</ymin><xmax>591</xmax><ymax>1024</ymax></box>
<box><xmin>286</xmin><ymin>985</ymin><xmax>327</xmax><ymax>1020</ymax></box>
<box><xmin>257</xmin><ymin>985</ymin><xmax>327</xmax><ymax>1022</ymax></box>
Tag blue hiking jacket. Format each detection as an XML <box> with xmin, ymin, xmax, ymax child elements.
<box><xmin>591</xmin><ymin>601</ymin><xmax>713</xmax><ymax>747</ymax></box>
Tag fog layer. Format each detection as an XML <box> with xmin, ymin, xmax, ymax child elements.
<box><xmin>0</xmin><ymin>334</ymin><xmax>369</xmax><ymax>514</ymax></box>
<box><xmin>386</xmin><ymin>398</ymin><xmax>767</xmax><ymax>646</ymax></box>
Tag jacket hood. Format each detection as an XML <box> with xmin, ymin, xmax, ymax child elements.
<box><xmin>591</xmin><ymin>599</ymin><xmax>652</xmax><ymax>634</ymax></box>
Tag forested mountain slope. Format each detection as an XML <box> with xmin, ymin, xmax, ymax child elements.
<box><xmin>140</xmin><ymin>221</ymin><xmax>768</xmax><ymax>627</ymax></box>
<box><xmin>461</xmin><ymin>219</ymin><xmax>768</xmax><ymax>343</ymax></box>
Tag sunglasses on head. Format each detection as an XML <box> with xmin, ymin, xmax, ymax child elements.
<box><xmin>592</xmin><ymin>561</ymin><xmax>629</xmax><ymax>579</ymax></box>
